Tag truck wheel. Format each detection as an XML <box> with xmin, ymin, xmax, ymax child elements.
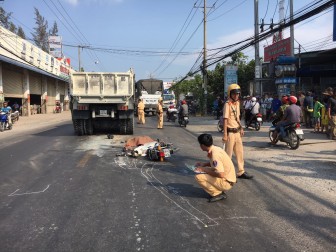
<box><xmin>77</xmin><ymin>119</ymin><xmax>85</xmax><ymax>136</ymax></box>
<box><xmin>120</xmin><ymin>120</ymin><xmax>127</xmax><ymax>135</ymax></box>
<box><xmin>86</xmin><ymin>119</ymin><xmax>93</xmax><ymax>135</ymax></box>
<box><xmin>126</xmin><ymin>119</ymin><xmax>134</xmax><ymax>135</ymax></box>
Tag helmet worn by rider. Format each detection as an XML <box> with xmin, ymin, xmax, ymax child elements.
<box><xmin>227</xmin><ymin>84</ymin><xmax>241</xmax><ymax>101</ymax></box>
<box><xmin>251</xmin><ymin>97</ymin><xmax>257</xmax><ymax>102</ymax></box>
<box><xmin>289</xmin><ymin>96</ymin><xmax>297</xmax><ymax>104</ymax></box>
<box><xmin>158</xmin><ymin>97</ymin><xmax>163</xmax><ymax>102</ymax></box>
<box><xmin>281</xmin><ymin>96</ymin><xmax>288</xmax><ymax>104</ymax></box>
<box><xmin>182</xmin><ymin>100</ymin><xmax>187</xmax><ymax>105</ymax></box>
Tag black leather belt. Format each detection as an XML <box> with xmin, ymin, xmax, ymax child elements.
<box><xmin>227</xmin><ymin>127</ymin><xmax>241</xmax><ymax>133</ymax></box>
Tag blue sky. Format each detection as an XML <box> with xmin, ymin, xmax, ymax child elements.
<box><xmin>1</xmin><ymin>0</ymin><xmax>335</xmax><ymax>81</ymax></box>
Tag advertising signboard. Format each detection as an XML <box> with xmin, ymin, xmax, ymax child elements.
<box><xmin>224</xmin><ymin>65</ymin><xmax>238</xmax><ymax>96</ymax></box>
<box><xmin>264</xmin><ymin>37</ymin><xmax>291</xmax><ymax>62</ymax></box>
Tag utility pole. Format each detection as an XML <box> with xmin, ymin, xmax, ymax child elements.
<box><xmin>254</xmin><ymin>0</ymin><xmax>261</xmax><ymax>96</ymax></box>
<box><xmin>290</xmin><ymin>0</ymin><xmax>294</xmax><ymax>56</ymax></box>
<box><xmin>203</xmin><ymin>0</ymin><xmax>208</xmax><ymax>115</ymax></box>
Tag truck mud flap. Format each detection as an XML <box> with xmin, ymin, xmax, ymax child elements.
<box><xmin>72</xmin><ymin>110</ymin><xmax>90</xmax><ymax>120</ymax></box>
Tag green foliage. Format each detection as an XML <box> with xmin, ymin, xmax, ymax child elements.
<box><xmin>0</xmin><ymin>7</ymin><xmax>12</xmax><ymax>29</ymax></box>
<box><xmin>32</xmin><ymin>7</ymin><xmax>49</xmax><ymax>52</ymax></box>
<box><xmin>17</xmin><ymin>27</ymin><xmax>26</xmax><ymax>39</ymax></box>
<box><xmin>9</xmin><ymin>22</ymin><xmax>16</xmax><ymax>33</ymax></box>
<box><xmin>49</xmin><ymin>21</ymin><xmax>58</xmax><ymax>36</ymax></box>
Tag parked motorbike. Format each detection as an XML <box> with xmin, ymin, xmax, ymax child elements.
<box><xmin>0</xmin><ymin>112</ymin><xmax>13</xmax><ymax>132</ymax></box>
<box><xmin>269</xmin><ymin>120</ymin><xmax>304</xmax><ymax>149</ymax></box>
<box><xmin>54</xmin><ymin>102</ymin><xmax>62</xmax><ymax>113</ymax></box>
<box><xmin>11</xmin><ymin>111</ymin><xmax>20</xmax><ymax>124</ymax></box>
<box><xmin>166</xmin><ymin>108</ymin><xmax>178</xmax><ymax>122</ymax></box>
<box><xmin>178</xmin><ymin>114</ymin><xmax>189</xmax><ymax>127</ymax></box>
<box><xmin>245</xmin><ymin>113</ymin><xmax>263</xmax><ymax>131</ymax></box>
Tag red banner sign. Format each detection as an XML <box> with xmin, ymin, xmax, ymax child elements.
<box><xmin>264</xmin><ymin>37</ymin><xmax>291</xmax><ymax>62</ymax></box>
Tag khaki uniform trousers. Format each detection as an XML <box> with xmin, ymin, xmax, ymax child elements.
<box><xmin>138</xmin><ymin>110</ymin><xmax>145</xmax><ymax>124</ymax></box>
<box><xmin>225</xmin><ymin>132</ymin><xmax>245</xmax><ymax>176</ymax></box>
<box><xmin>157</xmin><ymin>113</ymin><xmax>163</xmax><ymax>129</ymax></box>
<box><xmin>195</xmin><ymin>174</ymin><xmax>233</xmax><ymax>196</ymax></box>
<box><xmin>329</xmin><ymin>115</ymin><xmax>336</xmax><ymax>138</ymax></box>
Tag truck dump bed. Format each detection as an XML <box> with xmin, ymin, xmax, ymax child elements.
<box><xmin>71</xmin><ymin>72</ymin><xmax>134</xmax><ymax>103</ymax></box>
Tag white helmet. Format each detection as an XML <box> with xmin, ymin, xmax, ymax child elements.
<box><xmin>251</xmin><ymin>97</ymin><xmax>257</xmax><ymax>102</ymax></box>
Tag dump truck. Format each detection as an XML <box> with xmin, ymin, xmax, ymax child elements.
<box><xmin>135</xmin><ymin>79</ymin><xmax>163</xmax><ymax>115</ymax></box>
<box><xmin>70</xmin><ymin>69</ymin><xmax>135</xmax><ymax>135</ymax></box>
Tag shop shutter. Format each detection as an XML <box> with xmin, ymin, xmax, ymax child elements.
<box><xmin>3</xmin><ymin>68</ymin><xmax>23</xmax><ymax>96</ymax></box>
<box><xmin>30</xmin><ymin>74</ymin><xmax>42</xmax><ymax>94</ymax></box>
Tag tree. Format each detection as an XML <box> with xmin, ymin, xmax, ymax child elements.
<box><xmin>32</xmin><ymin>7</ymin><xmax>49</xmax><ymax>52</ymax></box>
<box><xmin>49</xmin><ymin>21</ymin><xmax>58</xmax><ymax>36</ymax></box>
<box><xmin>9</xmin><ymin>22</ymin><xmax>17</xmax><ymax>33</ymax></box>
<box><xmin>0</xmin><ymin>7</ymin><xmax>12</xmax><ymax>29</ymax></box>
<box><xmin>17</xmin><ymin>26</ymin><xmax>26</xmax><ymax>39</ymax></box>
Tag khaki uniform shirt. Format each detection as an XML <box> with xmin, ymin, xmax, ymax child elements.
<box><xmin>223</xmin><ymin>99</ymin><xmax>241</xmax><ymax>128</ymax></box>
<box><xmin>138</xmin><ymin>101</ymin><xmax>145</xmax><ymax>111</ymax></box>
<box><xmin>157</xmin><ymin>103</ymin><xmax>163</xmax><ymax>114</ymax></box>
<box><xmin>208</xmin><ymin>145</ymin><xmax>236</xmax><ymax>183</ymax></box>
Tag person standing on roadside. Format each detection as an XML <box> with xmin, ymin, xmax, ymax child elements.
<box><xmin>312</xmin><ymin>96</ymin><xmax>324</xmax><ymax>133</ymax></box>
<box><xmin>327</xmin><ymin>88</ymin><xmax>336</xmax><ymax>140</ymax></box>
<box><xmin>222</xmin><ymin>84</ymin><xmax>253</xmax><ymax>179</ymax></box>
<box><xmin>194</xmin><ymin>133</ymin><xmax>236</xmax><ymax>203</ymax></box>
<box><xmin>137</xmin><ymin>99</ymin><xmax>145</xmax><ymax>124</ymax></box>
<box><xmin>303</xmin><ymin>91</ymin><xmax>314</xmax><ymax>128</ymax></box>
<box><xmin>298</xmin><ymin>91</ymin><xmax>306</xmax><ymax>124</ymax></box>
<box><xmin>157</xmin><ymin>97</ymin><xmax>164</xmax><ymax>129</ymax></box>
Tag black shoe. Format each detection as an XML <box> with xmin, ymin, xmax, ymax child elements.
<box><xmin>208</xmin><ymin>192</ymin><xmax>227</xmax><ymax>203</ymax></box>
<box><xmin>237</xmin><ymin>172</ymin><xmax>253</xmax><ymax>179</ymax></box>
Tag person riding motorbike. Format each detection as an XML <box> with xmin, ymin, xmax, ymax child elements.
<box><xmin>178</xmin><ymin>100</ymin><xmax>188</xmax><ymax>120</ymax></box>
<box><xmin>271</xmin><ymin>96</ymin><xmax>302</xmax><ymax>144</ymax></box>
<box><xmin>245</xmin><ymin>97</ymin><xmax>260</xmax><ymax>126</ymax></box>
<box><xmin>1</xmin><ymin>101</ymin><xmax>12</xmax><ymax>126</ymax></box>
<box><xmin>166</xmin><ymin>101</ymin><xmax>177</xmax><ymax>121</ymax></box>
<box><xmin>273</xmin><ymin>96</ymin><xmax>290</xmax><ymax>124</ymax></box>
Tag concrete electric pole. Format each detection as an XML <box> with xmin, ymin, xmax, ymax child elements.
<box><xmin>254</xmin><ymin>0</ymin><xmax>261</xmax><ymax>96</ymax></box>
<box><xmin>203</xmin><ymin>0</ymin><xmax>208</xmax><ymax>115</ymax></box>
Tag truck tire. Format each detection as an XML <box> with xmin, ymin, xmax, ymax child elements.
<box><xmin>126</xmin><ymin>118</ymin><xmax>134</xmax><ymax>135</ymax></box>
<box><xmin>77</xmin><ymin>119</ymin><xmax>85</xmax><ymax>136</ymax></box>
<box><xmin>86</xmin><ymin>119</ymin><xmax>93</xmax><ymax>135</ymax></box>
<box><xmin>120</xmin><ymin>120</ymin><xmax>127</xmax><ymax>135</ymax></box>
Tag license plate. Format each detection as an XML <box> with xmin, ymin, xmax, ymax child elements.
<box><xmin>295</xmin><ymin>129</ymin><xmax>303</xmax><ymax>135</ymax></box>
<box><xmin>100</xmin><ymin>110</ymin><xmax>107</xmax><ymax>116</ymax></box>
<box><xmin>257</xmin><ymin>117</ymin><xmax>262</xmax><ymax>122</ymax></box>
<box><xmin>184</xmin><ymin>117</ymin><xmax>188</xmax><ymax>120</ymax></box>
<box><xmin>163</xmin><ymin>149</ymin><xmax>171</xmax><ymax>157</ymax></box>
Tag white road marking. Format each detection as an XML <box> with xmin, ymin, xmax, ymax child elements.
<box><xmin>8</xmin><ymin>184</ymin><xmax>50</xmax><ymax>196</ymax></box>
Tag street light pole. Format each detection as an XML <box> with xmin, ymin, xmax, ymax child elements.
<box><xmin>203</xmin><ymin>0</ymin><xmax>208</xmax><ymax>115</ymax></box>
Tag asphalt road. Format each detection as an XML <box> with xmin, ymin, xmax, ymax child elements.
<box><xmin>0</xmin><ymin>112</ymin><xmax>335</xmax><ymax>252</ymax></box>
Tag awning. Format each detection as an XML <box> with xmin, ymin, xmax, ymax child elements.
<box><xmin>0</xmin><ymin>55</ymin><xmax>69</xmax><ymax>82</ymax></box>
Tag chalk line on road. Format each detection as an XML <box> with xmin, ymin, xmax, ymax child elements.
<box><xmin>8</xmin><ymin>184</ymin><xmax>50</xmax><ymax>196</ymax></box>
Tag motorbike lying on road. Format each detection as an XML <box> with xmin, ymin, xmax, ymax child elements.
<box><xmin>245</xmin><ymin>113</ymin><xmax>263</xmax><ymax>131</ymax></box>
<box><xmin>269</xmin><ymin>119</ymin><xmax>304</xmax><ymax>149</ymax></box>
<box><xmin>166</xmin><ymin>107</ymin><xmax>178</xmax><ymax>122</ymax></box>
<box><xmin>0</xmin><ymin>112</ymin><xmax>13</xmax><ymax>132</ymax></box>
<box><xmin>178</xmin><ymin>114</ymin><xmax>189</xmax><ymax>127</ymax></box>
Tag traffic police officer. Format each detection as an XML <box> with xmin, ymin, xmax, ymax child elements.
<box><xmin>137</xmin><ymin>99</ymin><xmax>145</xmax><ymax>124</ymax></box>
<box><xmin>195</xmin><ymin>133</ymin><xmax>236</xmax><ymax>202</ymax></box>
<box><xmin>157</xmin><ymin>97</ymin><xmax>163</xmax><ymax>129</ymax></box>
<box><xmin>222</xmin><ymin>84</ymin><xmax>253</xmax><ymax>179</ymax></box>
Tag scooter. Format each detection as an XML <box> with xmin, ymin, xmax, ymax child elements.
<box><xmin>54</xmin><ymin>102</ymin><xmax>61</xmax><ymax>113</ymax></box>
<box><xmin>0</xmin><ymin>112</ymin><xmax>13</xmax><ymax>132</ymax></box>
<box><xmin>245</xmin><ymin>113</ymin><xmax>263</xmax><ymax>131</ymax></box>
<box><xmin>11</xmin><ymin>111</ymin><xmax>20</xmax><ymax>124</ymax></box>
<box><xmin>166</xmin><ymin>107</ymin><xmax>178</xmax><ymax>122</ymax></box>
<box><xmin>178</xmin><ymin>114</ymin><xmax>189</xmax><ymax>127</ymax></box>
<box><xmin>269</xmin><ymin>120</ymin><xmax>304</xmax><ymax>150</ymax></box>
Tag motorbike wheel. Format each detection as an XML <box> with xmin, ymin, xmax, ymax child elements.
<box><xmin>217</xmin><ymin>120</ymin><xmax>223</xmax><ymax>132</ymax></box>
<box><xmin>0</xmin><ymin>122</ymin><xmax>4</xmax><ymax>132</ymax></box>
<box><xmin>255</xmin><ymin>122</ymin><xmax>261</xmax><ymax>131</ymax></box>
<box><xmin>288</xmin><ymin>131</ymin><xmax>300</xmax><ymax>150</ymax></box>
<box><xmin>8</xmin><ymin>123</ymin><xmax>12</xmax><ymax>130</ymax></box>
<box><xmin>269</xmin><ymin>131</ymin><xmax>278</xmax><ymax>144</ymax></box>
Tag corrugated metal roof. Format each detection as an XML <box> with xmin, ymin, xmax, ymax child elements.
<box><xmin>0</xmin><ymin>55</ymin><xmax>69</xmax><ymax>82</ymax></box>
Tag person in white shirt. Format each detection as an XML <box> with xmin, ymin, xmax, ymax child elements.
<box><xmin>245</xmin><ymin>97</ymin><xmax>260</xmax><ymax>125</ymax></box>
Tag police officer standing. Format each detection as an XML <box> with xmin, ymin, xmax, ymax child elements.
<box><xmin>157</xmin><ymin>97</ymin><xmax>164</xmax><ymax>129</ymax></box>
<box><xmin>222</xmin><ymin>84</ymin><xmax>253</xmax><ymax>179</ymax></box>
<box><xmin>137</xmin><ymin>99</ymin><xmax>145</xmax><ymax>124</ymax></box>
